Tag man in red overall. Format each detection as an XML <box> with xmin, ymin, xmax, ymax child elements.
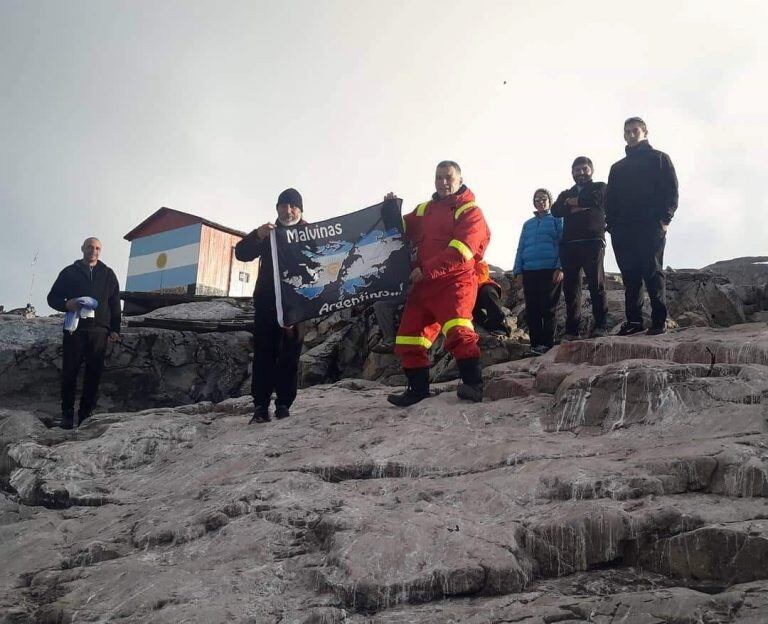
<box><xmin>386</xmin><ymin>160</ymin><xmax>491</xmax><ymax>407</ymax></box>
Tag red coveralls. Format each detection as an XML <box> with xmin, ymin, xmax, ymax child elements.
<box><xmin>395</xmin><ymin>186</ymin><xmax>491</xmax><ymax>369</ymax></box>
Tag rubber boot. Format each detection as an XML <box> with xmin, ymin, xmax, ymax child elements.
<box><xmin>457</xmin><ymin>358</ymin><xmax>484</xmax><ymax>403</ymax></box>
<box><xmin>387</xmin><ymin>367</ymin><xmax>430</xmax><ymax>407</ymax></box>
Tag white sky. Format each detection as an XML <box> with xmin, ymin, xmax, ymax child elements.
<box><xmin>1</xmin><ymin>0</ymin><xmax>766</xmax><ymax>311</ymax></box>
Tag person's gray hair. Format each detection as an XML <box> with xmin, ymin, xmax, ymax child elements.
<box><xmin>436</xmin><ymin>160</ymin><xmax>461</xmax><ymax>175</ymax></box>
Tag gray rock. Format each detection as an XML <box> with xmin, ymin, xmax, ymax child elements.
<box><xmin>1</xmin><ymin>324</ymin><xmax>768</xmax><ymax>621</ymax></box>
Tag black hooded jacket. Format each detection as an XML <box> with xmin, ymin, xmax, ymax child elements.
<box><xmin>234</xmin><ymin>219</ymin><xmax>307</xmax><ymax>315</ymax></box>
<box><xmin>551</xmin><ymin>180</ymin><xmax>607</xmax><ymax>243</ymax></box>
<box><xmin>606</xmin><ymin>141</ymin><xmax>678</xmax><ymax>230</ymax></box>
<box><xmin>47</xmin><ymin>260</ymin><xmax>122</xmax><ymax>333</ymax></box>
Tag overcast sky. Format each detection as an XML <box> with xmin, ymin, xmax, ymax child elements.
<box><xmin>1</xmin><ymin>0</ymin><xmax>766</xmax><ymax>312</ymax></box>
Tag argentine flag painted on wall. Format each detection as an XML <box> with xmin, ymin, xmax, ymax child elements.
<box><xmin>125</xmin><ymin>223</ymin><xmax>201</xmax><ymax>292</ymax></box>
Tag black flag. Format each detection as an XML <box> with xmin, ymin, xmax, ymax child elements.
<box><xmin>271</xmin><ymin>199</ymin><xmax>410</xmax><ymax>326</ymax></box>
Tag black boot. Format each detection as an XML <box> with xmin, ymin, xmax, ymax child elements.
<box><xmin>77</xmin><ymin>409</ymin><xmax>93</xmax><ymax>427</ymax></box>
<box><xmin>274</xmin><ymin>404</ymin><xmax>290</xmax><ymax>420</ymax></box>
<box><xmin>60</xmin><ymin>407</ymin><xmax>75</xmax><ymax>430</ymax></box>
<box><xmin>249</xmin><ymin>405</ymin><xmax>270</xmax><ymax>424</ymax></box>
<box><xmin>457</xmin><ymin>358</ymin><xmax>484</xmax><ymax>403</ymax></box>
<box><xmin>387</xmin><ymin>368</ymin><xmax>431</xmax><ymax>407</ymax></box>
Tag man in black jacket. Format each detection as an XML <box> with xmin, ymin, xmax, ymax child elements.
<box><xmin>47</xmin><ymin>238</ymin><xmax>121</xmax><ymax>429</ymax></box>
<box><xmin>606</xmin><ymin>117</ymin><xmax>679</xmax><ymax>336</ymax></box>
<box><xmin>552</xmin><ymin>156</ymin><xmax>608</xmax><ymax>339</ymax></box>
<box><xmin>235</xmin><ymin>188</ymin><xmax>306</xmax><ymax>424</ymax></box>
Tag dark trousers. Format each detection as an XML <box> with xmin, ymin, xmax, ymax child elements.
<box><xmin>610</xmin><ymin>224</ymin><xmax>667</xmax><ymax>328</ymax></box>
<box><xmin>252</xmin><ymin>311</ymin><xmax>303</xmax><ymax>409</ymax></box>
<box><xmin>61</xmin><ymin>327</ymin><xmax>108</xmax><ymax>415</ymax></box>
<box><xmin>560</xmin><ymin>241</ymin><xmax>608</xmax><ymax>335</ymax></box>
<box><xmin>473</xmin><ymin>284</ymin><xmax>506</xmax><ymax>332</ymax></box>
<box><xmin>523</xmin><ymin>269</ymin><xmax>562</xmax><ymax>347</ymax></box>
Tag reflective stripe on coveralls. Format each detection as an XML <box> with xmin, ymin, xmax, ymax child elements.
<box><xmin>448</xmin><ymin>239</ymin><xmax>473</xmax><ymax>260</ymax></box>
<box><xmin>442</xmin><ymin>317</ymin><xmax>474</xmax><ymax>336</ymax></box>
<box><xmin>395</xmin><ymin>335</ymin><xmax>433</xmax><ymax>349</ymax></box>
<box><xmin>454</xmin><ymin>201</ymin><xmax>476</xmax><ymax>219</ymax></box>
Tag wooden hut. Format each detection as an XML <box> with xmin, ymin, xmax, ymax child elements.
<box><xmin>123</xmin><ymin>207</ymin><xmax>259</xmax><ymax>297</ymax></box>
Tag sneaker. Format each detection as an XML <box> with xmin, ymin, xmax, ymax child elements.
<box><xmin>274</xmin><ymin>405</ymin><xmax>291</xmax><ymax>419</ymax></box>
<box><xmin>371</xmin><ymin>340</ymin><xmax>395</xmax><ymax>354</ymax></box>
<box><xmin>249</xmin><ymin>406</ymin><xmax>270</xmax><ymax>424</ymax></box>
<box><xmin>561</xmin><ymin>333</ymin><xmax>579</xmax><ymax>342</ymax></box>
<box><xmin>590</xmin><ymin>326</ymin><xmax>607</xmax><ymax>338</ymax></box>
<box><xmin>617</xmin><ymin>322</ymin><xmax>644</xmax><ymax>336</ymax></box>
<box><xmin>530</xmin><ymin>345</ymin><xmax>550</xmax><ymax>356</ymax></box>
<box><xmin>457</xmin><ymin>382</ymin><xmax>484</xmax><ymax>403</ymax></box>
<box><xmin>646</xmin><ymin>326</ymin><xmax>666</xmax><ymax>336</ymax></box>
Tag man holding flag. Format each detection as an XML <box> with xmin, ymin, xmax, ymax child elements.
<box><xmin>235</xmin><ymin>188</ymin><xmax>307</xmax><ymax>424</ymax></box>
<box><xmin>386</xmin><ymin>160</ymin><xmax>491</xmax><ymax>407</ymax></box>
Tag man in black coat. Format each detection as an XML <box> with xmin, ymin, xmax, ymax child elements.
<box><xmin>235</xmin><ymin>188</ymin><xmax>306</xmax><ymax>424</ymax></box>
<box><xmin>552</xmin><ymin>156</ymin><xmax>608</xmax><ymax>339</ymax></box>
<box><xmin>606</xmin><ymin>117</ymin><xmax>679</xmax><ymax>335</ymax></box>
<box><xmin>47</xmin><ymin>238</ymin><xmax>121</xmax><ymax>429</ymax></box>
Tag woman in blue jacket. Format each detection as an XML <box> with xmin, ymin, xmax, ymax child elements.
<box><xmin>512</xmin><ymin>189</ymin><xmax>564</xmax><ymax>354</ymax></box>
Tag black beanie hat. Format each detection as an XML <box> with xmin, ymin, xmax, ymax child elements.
<box><xmin>276</xmin><ymin>188</ymin><xmax>303</xmax><ymax>211</ymax></box>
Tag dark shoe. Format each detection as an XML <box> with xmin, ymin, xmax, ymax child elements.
<box><xmin>60</xmin><ymin>408</ymin><xmax>75</xmax><ymax>430</ymax></box>
<box><xmin>590</xmin><ymin>326</ymin><xmax>607</xmax><ymax>338</ymax></box>
<box><xmin>77</xmin><ymin>410</ymin><xmax>93</xmax><ymax>427</ymax></box>
<box><xmin>274</xmin><ymin>405</ymin><xmax>291</xmax><ymax>419</ymax></box>
<box><xmin>561</xmin><ymin>333</ymin><xmax>579</xmax><ymax>342</ymax></box>
<box><xmin>530</xmin><ymin>345</ymin><xmax>550</xmax><ymax>356</ymax></box>
<box><xmin>646</xmin><ymin>325</ymin><xmax>666</xmax><ymax>336</ymax></box>
<box><xmin>387</xmin><ymin>367</ymin><xmax>430</xmax><ymax>407</ymax></box>
<box><xmin>249</xmin><ymin>405</ymin><xmax>270</xmax><ymax>424</ymax></box>
<box><xmin>456</xmin><ymin>358</ymin><xmax>484</xmax><ymax>403</ymax></box>
<box><xmin>457</xmin><ymin>383</ymin><xmax>484</xmax><ymax>402</ymax></box>
<box><xmin>371</xmin><ymin>339</ymin><xmax>395</xmax><ymax>354</ymax></box>
<box><xmin>617</xmin><ymin>322</ymin><xmax>644</xmax><ymax>336</ymax></box>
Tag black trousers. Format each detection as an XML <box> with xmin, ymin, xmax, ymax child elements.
<box><xmin>610</xmin><ymin>224</ymin><xmax>667</xmax><ymax>328</ymax></box>
<box><xmin>560</xmin><ymin>241</ymin><xmax>608</xmax><ymax>335</ymax></box>
<box><xmin>61</xmin><ymin>327</ymin><xmax>108</xmax><ymax>415</ymax></box>
<box><xmin>252</xmin><ymin>310</ymin><xmax>303</xmax><ymax>409</ymax></box>
<box><xmin>473</xmin><ymin>284</ymin><xmax>506</xmax><ymax>332</ymax></box>
<box><xmin>523</xmin><ymin>269</ymin><xmax>562</xmax><ymax>348</ymax></box>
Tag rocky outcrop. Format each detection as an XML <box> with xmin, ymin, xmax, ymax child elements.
<box><xmin>0</xmin><ymin>314</ymin><xmax>253</xmax><ymax>418</ymax></box>
<box><xmin>1</xmin><ymin>323</ymin><xmax>767</xmax><ymax>621</ymax></box>
<box><xmin>703</xmin><ymin>256</ymin><xmax>768</xmax><ymax>287</ymax></box>
<box><xmin>4</xmin><ymin>260</ymin><xmax>768</xmax><ymax>422</ymax></box>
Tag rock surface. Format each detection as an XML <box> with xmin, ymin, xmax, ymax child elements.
<box><xmin>703</xmin><ymin>256</ymin><xmax>768</xmax><ymax>287</ymax></box>
<box><xmin>2</xmin><ymin>323</ymin><xmax>767</xmax><ymax>622</ymax></box>
<box><xmin>4</xmin><ymin>264</ymin><xmax>767</xmax><ymax>419</ymax></box>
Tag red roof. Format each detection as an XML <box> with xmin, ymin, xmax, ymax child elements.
<box><xmin>124</xmin><ymin>207</ymin><xmax>247</xmax><ymax>241</ymax></box>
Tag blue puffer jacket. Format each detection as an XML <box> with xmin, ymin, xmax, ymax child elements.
<box><xmin>512</xmin><ymin>211</ymin><xmax>563</xmax><ymax>275</ymax></box>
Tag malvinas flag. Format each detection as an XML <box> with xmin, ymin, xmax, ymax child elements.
<box><xmin>270</xmin><ymin>198</ymin><xmax>410</xmax><ymax>326</ymax></box>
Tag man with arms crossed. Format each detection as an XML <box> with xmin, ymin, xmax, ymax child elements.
<box><xmin>552</xmin><ymin>156</ymin><xmax>608</xmax><ymax>340</ymax></box>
